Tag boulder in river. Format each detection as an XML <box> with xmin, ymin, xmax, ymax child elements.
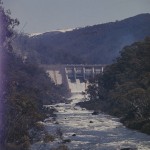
<box><xmin>92</xmin><ymin>111</ymin><xmax>99</xmax><ymax>115</ymax></box>
<box><xmin>62</xmin><ymin>139</ymin><xmax>71</xmax><ymax>143</ymax></box>
<box><xmin>72</xmin><ymin>134</ymin><xmax>76</xmax><ymax>136</ymax></box>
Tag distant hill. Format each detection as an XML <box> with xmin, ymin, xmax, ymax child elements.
<box><xmin>14</xmin><ymin>13</ymin><xmax>150</xmax><ymax>64</ymax></box>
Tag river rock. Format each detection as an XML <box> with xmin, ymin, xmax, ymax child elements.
<box><xmin>92</xmin><ymin>111</ymin><xmax>99</xmax><ymax>115</ymax></box>
<box><xmin>62</xmin><ymin>139</ymin><xmax>71</xmax><ymax>143</ymax></box>
<box><xmin>72</xmin><ymin>134</ymin><xmax>76</xmax><ymax>136</ymax></box>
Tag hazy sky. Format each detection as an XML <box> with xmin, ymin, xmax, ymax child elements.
<box><xmin>3</xmin><ymin>0</ymin><xmax>150</xmax><ymax>34</ymax></box>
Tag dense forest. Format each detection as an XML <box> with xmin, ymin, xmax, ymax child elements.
<box><xmin>0</xmin><ymin>2</ymin><xmax>68</xmax><ymax>149</ymax></box>
<box><xmin>13</xmin><ymin>13</ymin><xmax>150</xmax><ymax>64</ymax></box>
<box><xmin>79</xmin><ymin>37</ymin><xmax>150</xmax><ymax>134</ymax></box>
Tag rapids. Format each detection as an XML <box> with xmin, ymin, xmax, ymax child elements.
<box><xmin>31</xmin><ymin>94</ymin><xmax>150</xmax><ymax>150</ymax></box>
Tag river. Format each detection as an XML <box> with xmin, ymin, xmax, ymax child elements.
<box><xmin>31</xmin><ymin>94</ymin><xmax>150</xmax><ymax>150</ymax></box>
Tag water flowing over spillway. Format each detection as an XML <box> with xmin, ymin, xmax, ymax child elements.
<box><xmin>68</xmin><ymin>79</ymin><xmax>87</xmax><ymax>93</ymax></box>
<box><xmin>31</xmin><ymin>94</ymin><xmax>150</xmax><ymax>150</ymax></box>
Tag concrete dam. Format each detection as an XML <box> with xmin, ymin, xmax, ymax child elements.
<box><xmin>41</xmin><ymin>64</ymin><xmax>106</xmax><ymax>93</ymax></box>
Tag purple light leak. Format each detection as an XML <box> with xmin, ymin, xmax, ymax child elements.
<box><xmin>0</xmin><ymin>14</ymin><xmax>2</xmax><ymax>127</ymax></box>
<box><xmin>0</xmin><ymin>40</ymin><xmax>3</xmax><ymax>128</ymax></box>
<box><xmin>0</xmin><ymin>11</ymin><xmax>4</xmax><ymax>143</ymax></box>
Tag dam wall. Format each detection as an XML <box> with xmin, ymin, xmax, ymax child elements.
<box><xmin>41</xmin><ymin>64</ymin><xmax>106</xmax><ymax>93</ymax></box>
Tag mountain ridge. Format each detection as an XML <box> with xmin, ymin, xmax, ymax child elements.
<box><xmin>14</xmin><ymin>13</ymin><xmax>150</xmax><ymax>64</ymax></box>
<box><xmin>28</xmin><ymin>13</ymin><xmax>150</xmax><ymax>38</ymax></box>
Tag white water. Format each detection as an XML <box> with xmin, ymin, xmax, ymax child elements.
<box><xmin>31</xmin><ymin>94</ymin><xmax>150</xmax><ymax>150</ymax></box>
<box><xmin>68</xmin><ymin>79</ymin><xmax>87</xmax><ymax>93</ymax></box>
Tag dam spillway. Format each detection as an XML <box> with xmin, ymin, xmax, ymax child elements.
<box><xmin>41</xmin><ymin>64</ymin><xmax>107</xmax><ymax>93</ymax></box>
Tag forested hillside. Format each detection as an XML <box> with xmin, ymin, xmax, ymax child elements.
<box><xmin>3</xmin><ymin>52</ymin><xmax>68</xmax><ymax>149</ymax></box>
<box><xmin>14</xmin><ymin>13</ymin><xmax>150</xmax><ymax>64</ymax></box>
<box><xmin>0</xmin><ymin>3</ymin><xmax>67</xmax><ymax>149</ymax></box>
<box><xmin>79</xmin><ymin>37</ymin><xmax>150</xmax><ymax>134</ymax></box>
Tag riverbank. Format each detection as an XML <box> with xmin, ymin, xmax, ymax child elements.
<box><xmin>77</xmin><ymin>100</ymin><xmax>150</xmax><ymax>135</ymax></box>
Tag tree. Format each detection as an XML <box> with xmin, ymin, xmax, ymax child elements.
<box><xmin>86</xmin><ymin>37</ymin><xmax>150</xmax><ymax>134</ymax></box>
<box><xmin>0</xmin><ymin>1</ymin><xmax>19</xmax><ymax>147</ymax></box>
